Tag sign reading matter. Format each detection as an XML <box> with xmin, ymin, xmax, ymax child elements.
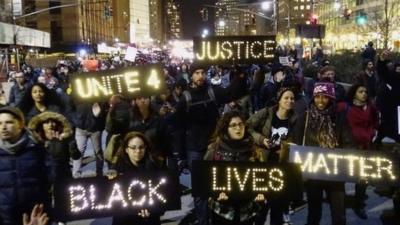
<box><xmin>54</xmin><ymin>172</ymin><xmax>180</xmax><ymax>221</ymax></box>
<box><xmin>71</xmin><ymin>64</ymin><xmax>165</xmax><ymax>102</ymax></box>
<box><xmin>193</xmin><ymin>36</ymin><xmax>276</xmax><ymax>64</ymax></box>
<box><xmin>191</xmin><ymin>161</ymin><xmax>302</xmax><ymax>200</ymax></box>
<box><xmin>289</xmin><ymin>145</ymin><xmax>399</xmax><ymax>184</ymax></box>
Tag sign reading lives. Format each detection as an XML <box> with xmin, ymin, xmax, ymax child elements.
<box><xmin>191</xmin><ymin>161</ymin><xmax>302</xmax><ymax>199</ymax></box>
<box><xmin>54</xmin><ymin>172</ymin><xmax>180</xmax><ymax>221</ymax></box>
<box><xmin>71</xmin><ymin>64</ymin><xmax>165</xmax><ymax>102</ymax></box>
<box><xmin>289</xmin><ymin>145</ymin><xmax>399</xmax><ymax>183</ymax></box>
<box><xmin>193</xmin><ymin>36</ymin><xmax>276</xmax><ymax>64</ymax></box>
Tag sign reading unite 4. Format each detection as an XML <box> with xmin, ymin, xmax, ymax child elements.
<box><xmin>71</xmin><ymin>64</ymin><xmax>165</xmax><ymax>101</ymax></box>
<box><xmin>193</xmin><ymin>36</ymin><xmax>276</xmax><ymax>64</ymax></box>
<box><xmin>289</xmin><ymin>145</ymin><xmax>399</xmax><ymax>183</ymax></box>
<box><xmin>54</xmin><ymin>173</ymin><xmax>180</xmax><ymax>221</ymax></box>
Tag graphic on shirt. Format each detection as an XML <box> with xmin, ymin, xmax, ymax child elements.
<box><xmin>270</xmin><ymin>127</ymin><xmax>288</xmax><ymax>146</ymax></box>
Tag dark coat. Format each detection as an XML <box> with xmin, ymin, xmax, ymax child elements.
<box><xmin>0</xmin><ymin>130</ymin><xmax>52</xmax><ymax>225</ymax></box>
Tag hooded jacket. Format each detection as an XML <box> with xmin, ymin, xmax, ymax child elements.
<box><xmin>0</xmin><ymin>129</ymin><xmax>52</xmax><ymax>225</ymax></box>
<box><xmin>28</xmin><ymin>112</ymin><xmax>80</xmax><ymax>181</ymax></box>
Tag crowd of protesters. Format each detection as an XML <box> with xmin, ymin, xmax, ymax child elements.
<box><xmin>0</xmin><ymin>44</ymin><xmax>399</xmax><ymax>225</ymax></box>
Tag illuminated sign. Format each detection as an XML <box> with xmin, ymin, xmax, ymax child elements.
<box><xmin>71</xmin><ymin>64</ymin><xmax>165</xmax><ymax>102</ymax></box>
<box><xmin>289</xmin><ymin>145</ymin><xmax>400</xmax><ymax>183</ymax></box>
<box><xmin>193</xmin><ymin>36</ymin><xmax>276</xmax><ymax>64</ymax></box>
<box><xmin>191</xmin><ymin>161</ymin><xmax>302</xmax><ymax>200</ymax></box>
<box><xmin>54</xmin><ymin>172</ymin><xmax>180</xmax><ymax>221</ymax></box>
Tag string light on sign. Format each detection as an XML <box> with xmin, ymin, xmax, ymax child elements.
<box><xmin>252</xmin><ymin>168</ymin><xmax>268</xmax><ymax>192</ymax></box>
<box><xmin>268</xmin><ymin>168</ymin><xmax>284</xmax><ymax>191</ymax></box>
<box><xmin>127</xmin><ymin>180</ymin><xmax>147</xmax><ymax>206</ymax></box>
<box><xmin>233</xmin><ymin>168</ymin><xmax>250</xmax><ymax>191</ymax></box>
<box><xmin>148</xmin><ymin>178</ymin><xmax>167</xmax><ymax>205</ymax></box>
<box><xmin>69</xmin><ymin>185</ymin><xmax>89</xmax><ymax>213</ymax></box>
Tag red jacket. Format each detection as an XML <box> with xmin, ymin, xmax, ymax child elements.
<box><xmin>338</xmin><ymin>102</ymin><xmax>379</xmax><ymax>149</ymax></box>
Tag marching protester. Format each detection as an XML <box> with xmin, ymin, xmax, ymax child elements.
<box><xmin>17</xmin><ymin>83</ymin><xmax>65</xmax><ymax>122</ymax></box>
<box><xmin>28</xmin><ymin>111</ymin><xmax>81</xmax><ymax>181</ymax></box>
<box><xmin>107</xmin><ymin>132</ymin><xmax>165</xmax><ymax>225</ymax></box>
<box><xmin>292</xmin><ymin>82</ymin><xmax>353</xmax><ymax>225</ymax></box>
<box><xmin>173</xmin><ymin>63</ymin><xmax>233</xmax><ymax>225</ymax></box>
<box><xmin>338</xmin><ymin>83</ymin><xmax>379</xmax><ymax>219</ymax></box>
<box><xmin>204</xmin><ymin>110</ymin><xmax>265</xmax><ymax>225</ymax></box>
<box><xmin>247</xmin><ymin>87</ymin><xmax>299</xmax><ymax>225</ymax></box>
<box><xmin>73</xmin><ymin>102</ymin><xmax>106</xmax><ymax>178</ymax></box>
<box><xmin>0</xmin><ymin>106</ymin><xmax>54</xmax><ymax>225</ymax></box>
<box><xmin>8</xmin><ymin>71</ymin><xmax>30</xmax><ymax>107</ymax></box>
<box><xmin>355</xmin><ymin>60</ymin><xmax>378</xmax><ymax>101</ymax></box>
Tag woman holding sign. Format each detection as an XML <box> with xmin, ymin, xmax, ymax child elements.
<box><xmin>204</xmin><ymin>110</ymin><xmax>265</xmax><ymax>225</ymax></box>
<box><xmin>293</xmin><ymin>82</ymin><xmax>353</xmax><ymax>225</ymax></box>
<box><xmin>108</xmin><ymin>132</ymin><xmax>164</xmax><ymax>225</ymax></box>
<box><xmin>247</xmin><ymin>87</ymin><xmax>298</xmax><ymax>225</ymax></box>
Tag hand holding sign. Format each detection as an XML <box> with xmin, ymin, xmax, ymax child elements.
<box><xmin>23</xmin><ymin>204</ymin><xmax>49</xmax><ymax>225</ymax></box>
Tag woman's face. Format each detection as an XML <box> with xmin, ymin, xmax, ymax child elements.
<box><xmin>354</xmin><ymin>86</ymin><xmax>368</xmax><ymax>102</ymax></box>
<box><xmin>278</xmin><ymin>91</ymin><xmax>295</xmax><ymax>111</ymax></box>
<box><xmin>42</xmin><ymin>120</ymin><xmax>57</xmax><ymax>139</ymax></box>
<box><xmin>227</xmin><ymin>117</ymin><xmax>245</xmax><ymax>140</ymax></box>
<box><xmin>31</xmin><ymin>85</ymin><xmax>45</xmax><ymax>103</ymax></box>
<box><xmin>314</xmin><ymin>94</ymin><xmax>330</xmax><ymax>110</ymax></box>
<box><xmin>135</xmin><ymin>97</ymin><xmax>150</xmax><ymax>108</ymax></box>
<box><xmin>125</xmin><ymin>137</ymin><xmax>146</xmax><ymax>165</ymax></box>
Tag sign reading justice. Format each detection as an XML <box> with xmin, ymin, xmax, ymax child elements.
<box><xmin>289</xmin><ymin>145</ymin><xmax>399</xmax><ymax>183</ymax></box>
<box><xmin>53</xmin><ymin>172</ymin><xmax>180</xmax><ymax>221</ymax></box>
<box><xmin>193</xmin><ymin>36</ymin><xmax>276</xmax><ymax>64</ymax></box>
<box><xmin>71</xmin><ymin>64</ymin><xmax>165</xmax><ymax>102</ymax></box>
<box><xmin>191</xmin><ymin>161</ymin><xmax>302</xmax><ymax>199</ymax></box>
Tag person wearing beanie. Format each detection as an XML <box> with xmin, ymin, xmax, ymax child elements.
<box><xmin>0</xmin><ymin>106</ymin><xmax>54</xmax><ymax>225</ymax></box>
<box><xmin>247</xmin><ymin>87</ymin><xmax>299</xmax><ymax>225</ymax></box>
<box><xmin>260</xmin><ymin>63</ymin><xmax>286</xmax><ymax>108</ymax></box>
<box><xmin>291</xmin><ymin>82</ymin><xmax>354</xmax><ymax>225</ymax></box>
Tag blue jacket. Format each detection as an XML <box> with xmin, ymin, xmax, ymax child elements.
<box><xmin>0</xmin><ymin>131</ymin><xmax>52</xmax><ymax>225</ymax></box>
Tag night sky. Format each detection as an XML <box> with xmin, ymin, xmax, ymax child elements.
<box><xmin>179</xmin><ymin>0</ymin><xmax>217</xmax><ymax>39</ymax></box>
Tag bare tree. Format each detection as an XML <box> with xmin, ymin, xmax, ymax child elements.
<box><xmin>358</xmin><ymin>0</ymin><xmax>400</xmax><ymax>49</ymax></box>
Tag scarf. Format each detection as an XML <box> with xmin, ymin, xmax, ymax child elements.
<box><xmin>308</xmin><ymin>104</ymin><xmax>338</xmax><ymax>148</ymax></box>
<box><xmin>214</xmin><ymin>135</ymin><xmax>253</xmax><ymax>161</ymax></box>
<box><xmin>0</xmin><ymin>130</ymin><xmax>31</xmax><ymax>154</ymax></box>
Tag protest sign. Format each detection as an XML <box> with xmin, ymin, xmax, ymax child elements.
<box><xmin>191</xmin><ymin>161</ymin><xmax>302</xmax><ymax>200</ymax></box>
<box><xmin>193</xmin><ymin>36</ymin><xmax>276</xmax><ymax>64</ymax></box>
<box><xmin>289</xmin><ymin>145</ymin><xmax>400</xmax><ymax>184</ymax></box>
<box><xmin>71</xmin><ymin>64</ymin><xmax>165</xmax><ymax>102</ymax></box>
<box><xmin>54</xmin><ymin>172</ymin><xmax>180</xmax><ymax>221</ymax></box>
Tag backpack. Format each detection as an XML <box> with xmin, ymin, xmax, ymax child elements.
<box><xmin>182</xmin><ymin>87</ymin><xmax>217</xmax><ymax>112</ymax></box>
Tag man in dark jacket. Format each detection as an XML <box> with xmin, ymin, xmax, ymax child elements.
<box><xmin>0</xmin><ymin>106</ymin><xmax>52</xmax><ymax>225</ymax></box>
<box><xmin>8</xmin><ymin>72</ymin><xmax>30</xmax><ymax>107</ymax></box>
<box><xmin>174</xmin><ymin>64</ymin><xmax>231</xmax><ymax>225</ymax></box>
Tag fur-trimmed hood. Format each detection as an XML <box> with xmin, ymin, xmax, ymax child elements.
<box><xmin>28</xmin><ymin>111</ymin><xmax>73</xmax><ymax>142</ymax></box>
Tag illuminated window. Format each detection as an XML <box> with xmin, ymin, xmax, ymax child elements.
<box><xmin>300</xmin><ymin>5</ymin><xmax>304</xmax><ymax>10</ymax></box>
<box><xmin>306</xmin><ymin>5</ymin><xmax>310</xmax><ymax>9</ymax></box>
<box><xmin>294</xmin><ymin>6</ymin><xmax>298</xmax><ymax>10</ymax></box>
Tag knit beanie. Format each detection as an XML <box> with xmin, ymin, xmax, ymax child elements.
<box><xmin>313</xmin><ymin>82</ymin><xmax>336</xmax><ymax>99</ymax></box>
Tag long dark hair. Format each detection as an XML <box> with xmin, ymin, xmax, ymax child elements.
<box><xmin>115</xmin><ymin>132</ymin><xmax>152</xmax><ymax>168</ymax></box>
<box><xmin>211</xmin><ymin>110</ymin><xmax>248</xmax><ymax>142</ymax></box>
<box><xmin>347</xmin><ymin>83</ymin><xmax>369</xmax><ymax>104</ymax></box>
<box><xmin>18</xmin><ymin>83</ymin><xmax>61</xmax><ymax>114</ymax></box>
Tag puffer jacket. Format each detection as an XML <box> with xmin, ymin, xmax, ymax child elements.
<box><xmin>0</xmin><ymin>130</ymin><xmax>51</xmax><ymax>225</ymax></box>
<box><xmin>28</xmin><ymin>111</ymin><xmax>80</xmax><ymax>182</ymax></box>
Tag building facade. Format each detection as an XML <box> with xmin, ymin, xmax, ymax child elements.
<box><xmin>316</xmin><ymin>0</ymin><xmax>400</xmax><ymax>50</ymax></box>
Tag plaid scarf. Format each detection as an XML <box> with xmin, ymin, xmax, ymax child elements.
<box><xmin>308</xmin><ymin>104</ymin><xmax>339</xmax><ymax>148</ymax></box>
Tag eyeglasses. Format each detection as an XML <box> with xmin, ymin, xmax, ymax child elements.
<box><xmin>228</xmin><ymin>122</ymin><xmax>245</xmax><ymax>129</ymax></box>
<box><xmin>127</xmin><ymin>145</ymin><xmax>146</xmax><ymax>151</ymax></box>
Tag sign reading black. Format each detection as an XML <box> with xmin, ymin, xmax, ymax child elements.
<box><xmin>193</xmin><ymin>36</ymin><xmax>276</xmax><ymax>64</ymax></box>
<box><xmin>54</xmin><ymin>172</ymin><xmax>180</xmax><ymax>221</ymax></box>
<box><xmin>71</xmin><ymin>64</ymin><xmax>166</xmax><ymax>102</ymax></box>
<box><xmin>191</xmin><ymin>161</ymin><xmax>302</xmax><ymax>200</ymax></box>
<box><xmin>289</xmin><ymin>145</ymin><xmax>400</xmax><ymax>184</ymax></box>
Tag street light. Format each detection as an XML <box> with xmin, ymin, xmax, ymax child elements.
<box><xmin>218</xmin><ymin>20</ymin><xmax>226</xmax><ymax>27</ymax></box>
<box><xmin>261</xmin><ymin>1</ymin><xmax>272</xmax><ymax>11</ymax></box>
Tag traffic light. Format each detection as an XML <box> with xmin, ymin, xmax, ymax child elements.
<box><xmin>310</xmin><ymin>14</ymin><xmax>318</xmax><ymax>25</ymax></box>
<box><xmin>200</xmin><ymin>8</ymin><xmax>208</xmax><ymax>21</ymax></box>
<box><xmin>356</xmin><ymin>13</ymin><xmax>367</xmax><ymax>25</ymax></box>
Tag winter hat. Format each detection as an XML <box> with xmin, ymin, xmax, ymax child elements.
<box><xmin>0</xmin><ymin>106</ymin><xmax>25</xmax><ymax>125</ymax></box>
<box><xmin>313</xmin><ymin>82</ymin><xmax>336</xmax><ymax>99</ymax></box>
<box><xmin>271</xmin><ymin>63</ymin><xmax>285</xmax><ymax>76</ymax></box>
<box><xmin>190</xmin><ymin>62</ymin><xmax>207</xmax><ymax>76</ymax></box>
